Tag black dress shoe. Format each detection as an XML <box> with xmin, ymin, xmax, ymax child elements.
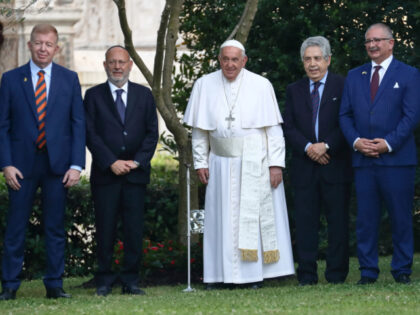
<box><xmin>122</xmin><ymin>285</ymin><xmax>146</xmax><ymax>295</ymax></box>
<box><xmin>46</xmin><ymin>287</ymin><xmax>71</xmax><ymax>299</ymax></box>
<box><xmin>395</xmin><ymin>274</ymin><xmax>411</xmax><ymax>284</ymax></box>
<box><xmin>357</xmin><ymin>277</ymin><xmax>376</xmax><ymax>285</ymax></box>
<box><xmin>0</xmin><ymin>288</ymin><xmax>17</xmax><ymax>301</ymax></box>
<box><xmin>96</xmin><ymin>286</ymin><xmax>112</xmax><ymax>296</ymax></box>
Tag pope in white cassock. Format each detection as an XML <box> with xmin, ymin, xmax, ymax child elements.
<box><xmin>183</xmin><ymin>40</ymin><xmax>295</xmax><ymax>289</ymax></box>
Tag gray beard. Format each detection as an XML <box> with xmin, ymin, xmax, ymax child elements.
<box><xmin>106</xmin><ymin>70</ymin><xmax>129</xmax><ymax>87</ymax></box>
<box><xmin>108</xmin><ymin>76</ymin><xmax>129</xmax><ymax>87</ymax></box>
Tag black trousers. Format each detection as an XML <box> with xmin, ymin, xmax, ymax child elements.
<box><xmin>293</xmin><ymin>168</ymin><xmax>350</xmax><ymax>283</ymax></box>
<box><xmin>92</xmin><ymin>180</ymin><xmax>146</xmax><ymax>287</ymax></box>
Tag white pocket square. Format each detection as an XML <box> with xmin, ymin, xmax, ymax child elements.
<box><xmin>332</xmin><ymin>97</ymin><xmax>338</xmax><ymax>101</ymax></box>
<box><xmin>393</xmin><ymin>82</ymin><xmax>399</xmax><ymax>88</ymax></box>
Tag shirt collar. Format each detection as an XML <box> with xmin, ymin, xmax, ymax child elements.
<box><xmin>30</xmin><ymin>59</ymin><xmax>53</xmax><ymax>77</ymax></box>
<box><xmin>309</xmin><ymin>71</ymin><xmax>328</xmax><ymax>86</ymax></box>
<box><xmin>108</xmin><ymin>80</ymin><xmax>129</xmax><ymax>94</ymax></box>
<box><xmin>372</xmin><ymin>55</ymin><xmax>393</xmax><ymax>71</ymax></box>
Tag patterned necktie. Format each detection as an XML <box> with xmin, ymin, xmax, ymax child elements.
<box><xmin>370</xmin><ymin>65</ymin><xmax>381</xmax><ymax>102</ymax></box>
<box><xmin>311</xmin><ymin>81</ymin><xmax>321</xmax><ymax>131</ymax></box>
<box><xmin>115</xmin><ymin>89</ymin><xmax>125</xmax><ymax>123</ymax></box>
<box><xmin>35</xmin><ymin>70</ymin><xmax>47</xmax><ymax>149</ymax></box>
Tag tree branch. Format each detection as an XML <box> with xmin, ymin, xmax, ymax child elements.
<box><xmin>152</xmin><ymin>1</ymin><xmax>171</xmax><ymax>93</ymax></box>
<box><xmin>113</xmin><ymin>0</ymin><xmax>153</xmax><ymax>85</ymax></box>
<box><xmin>227</xmin><ymin>0</ymin><xmax>259</xmax><ymax>44</ymax></box>
<box><xmin>162</xmin><ymin>0</ymin><xmax>184</xmax><ymax>117</ymax></box>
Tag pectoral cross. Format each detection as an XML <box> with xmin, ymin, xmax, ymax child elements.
<box><xmin>225</xmin><ymin>112</ymin><xmax>235</xmax><ymax>129</ymax></box>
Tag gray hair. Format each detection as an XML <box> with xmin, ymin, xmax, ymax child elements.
<box><xmin>300</xmin><ymin>36</ymin><xmax>331</xmax><ymax>61</ymax></box>
<box><xmin>365</xmin><ymin>23</ymin><xmax>394</xmax><ymax>39</ymax></box>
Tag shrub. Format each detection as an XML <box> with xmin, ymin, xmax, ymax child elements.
<box><xmin>141</xmin><ymin>238</ymin><xmax>203</xmax><ymax>285</ymax></box>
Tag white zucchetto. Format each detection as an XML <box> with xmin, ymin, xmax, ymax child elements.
<box><xmin>220</xmin><ymin>39</ymin><xmax>246</xmax><ymax>54</ymax></box>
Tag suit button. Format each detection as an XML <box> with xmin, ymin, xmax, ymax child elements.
<box><xmin>123</xmin><ymin>131</ymin><xmax>128</xmax><ymax>136</ymax></box>
<box><xmin>121</xmin><ymin>146</ymin><xmax>126</xmax><ymax>151</ymax></box>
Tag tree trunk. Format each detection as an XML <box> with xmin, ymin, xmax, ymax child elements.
<box><xmin>227</xmin><ymin>0</ymin><xmax>259</xmax><ymax>43</ymax></box>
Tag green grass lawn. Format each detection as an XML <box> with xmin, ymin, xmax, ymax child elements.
<box><xmin>1</xmin><ymin>255</ymin><xmax>420</xmax><ymax>314</ymax></box>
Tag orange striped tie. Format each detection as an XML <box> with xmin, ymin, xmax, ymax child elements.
<box><xmin>35</xmin><ymin>70</ymin><xmax>47</xmax><ymax>149</ymax></box>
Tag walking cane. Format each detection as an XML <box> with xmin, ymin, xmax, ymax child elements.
<box><xmin>183</xmin><ymin>163</ymin><xmax>195</xmax><ymax>292</ymax></box>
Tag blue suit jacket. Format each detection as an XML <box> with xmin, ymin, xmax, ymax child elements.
<box><xmin>339</xmin><ymin>58</ymin><xmax>420</xmax><ymax>167</ymax></box>
<box><xmin>0</xmin><ymin>62</ymin><xmax>85</xmax><ymax>176</ymax></box>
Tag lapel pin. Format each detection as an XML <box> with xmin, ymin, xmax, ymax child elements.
<box><xmin>362</xmin><ymin>71</ymin><xmax>367</xmax><ymax>75</ymax></box>
<box><xmin>24</xmin><ymin>77</ymin><xmax>27</xmax><ymax>82</ymax></box>
<box><xmin>393</xmin><ymin>82</ymin><xmax>399</xmax><ymax>88</ymax></box>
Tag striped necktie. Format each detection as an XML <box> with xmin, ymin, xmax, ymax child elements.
<box><xmin>35</xmin><ymin>70</ymin><xmax>47</xmax><ymax>149</ymax></box>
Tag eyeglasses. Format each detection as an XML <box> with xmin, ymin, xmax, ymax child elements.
<box><xmin>364</xmin><ymin>38</ymin><xmax>392</xmax><ymax>45</ymax></box>
<box><xmin>107</xmin><ymin>60</ymin><xmax>130</xmax><ymax>66</ymax></box>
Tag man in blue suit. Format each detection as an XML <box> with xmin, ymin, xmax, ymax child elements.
<box><xmin>0</xmin><ymin>24</ymin><xmax>85</xmax><ymax>300</ymax></box>
<box><xmin>340</xmin><ymin>23</ymin><xmax>420</xmax><ymax>284</ymax></box>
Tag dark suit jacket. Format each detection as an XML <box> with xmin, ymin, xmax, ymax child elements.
<box><xmin>0</xmin><ymin>62</ymin><xmax>85</xmax><ymax>175</ymax></box>
<box><xmin>339</xmin><ymin>58</ymin><xmax>420</xmax><ymax>167</ymax></box>
<box><xmin>84</xmin><ymin>81</ymin><xmax>158</xmax><ymax>185</ymax></box>
<box><xmin>283</xmin><ymin>72</ymin><xmax>351</xmax><ymax>187</ymax></box>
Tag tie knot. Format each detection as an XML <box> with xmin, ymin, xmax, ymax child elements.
<box><xmin>374</xmin><ymin>65</ymin><xmax>381</xmax><ymax>72</ymax></box>
<box><xmin>313</xmin><ymin>81</ymin><xmax>321</xmax><ymax>90</ymax></box>
<box><xmin>38</xmin><ymin>70</ymin><xmax>45</xmax><ymax>77</ymax></box>
<box><xmin>116</xmin><ymin>89</ymin><xmax>124</xmax><ymax>97</ymax></box>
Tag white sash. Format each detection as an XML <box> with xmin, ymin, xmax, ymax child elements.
<box><xmin>209</xmin><ymin>134</ymin><xmax>279</xmax><ymax>264</ymax></box>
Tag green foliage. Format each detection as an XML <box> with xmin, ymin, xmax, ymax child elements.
<box><xmin>145</xmin><ymin>153</ymin><xmax>179</xmax><ymax>241</ymax></box>
<box><xmin>141</xmin><ymin>239</ymin><xmax>202</xmax><ymax>284</ymax></box>
<box><xmin>112</xmin><ymin>240</ymin><xmax>124</xmax><ymax>270</ymax></box>
<box><xmin>177</xmin><ymin>0</ymin><xmax>420</xmax><ymax>110</ymax></box>
<box><xmin>64</xmin><ymin>176</ymin><xmax>96</xmax><ymax>277</ymax></box>
<box><xmin>0</xmin><ymin>1</ymin><xmax>15</xmax><ymax>18</ymax></box>
<box><xmin>245</xmin><ymin>0</ymin><xmax>417</xmax><ymax>107</ymax></box>
<box><xmin>110</xmin><ymin>237</ymin><xmax>203</xmax><ymax>284</ymax></box>
<box><xmin>173</xmin><ymin>0</ymin><xmax>247</xmax><ymax>114</ymax></box>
